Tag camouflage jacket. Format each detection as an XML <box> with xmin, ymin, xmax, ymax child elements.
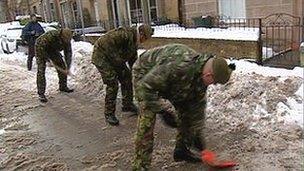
<box><xmin>35</xmin><ymin>29</ymin><xmax>72</xmax><ymax>69</ymax></box>
<box><xmin>92</xmin><ymin>27</ymin><xmax>138</xmax><ymax>68</ymax></box>
<box><xmin>133</xmin><ymin>44</ymin><xmax>211</xmax><ymax>114</ymax></box>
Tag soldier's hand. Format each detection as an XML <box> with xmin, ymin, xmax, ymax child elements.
<box><xmin>64</xmin><ymin>69</ymin><xmax>71</xmax><ymax>76</ymax></box>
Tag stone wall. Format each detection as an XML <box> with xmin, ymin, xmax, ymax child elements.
<box><xmin>84</xmin><ymin>36</ymin><xmax>260</xmax><ymax>61</ymax></box>
<box><xmin>142</xmin><ymin>37</ymin><xmax>260</xmax><ymax>61</ymax></box>
<box><xmin>183</xmin><ymin>0</ymin><xmax>218</xmax><ymax>21</ymax></box>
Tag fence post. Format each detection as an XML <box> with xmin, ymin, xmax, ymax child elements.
<box><xmin>257</xmin><ymin>18</ymin><xmax>263</xmax><ymax>65</ymax></box>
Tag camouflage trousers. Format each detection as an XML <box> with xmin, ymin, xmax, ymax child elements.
<box><xmin>132</xmin><ymin>76</ymin><xmax>205</xmax><ymax>171</ymax></box>
<box><xmin>36</xmin><ymin>46</ymin><xmax>68</xmax><ymax>96</ymax></box>
<box><xmin>94</xmin><ymin>61</ymin><xmax>134</xmax><ymax>117</ymax></box>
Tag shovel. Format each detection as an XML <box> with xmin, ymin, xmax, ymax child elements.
<box><xmin>201</xmin><ymin>150</ymin><xmax>237</xmax><ymax>169</ymax></box>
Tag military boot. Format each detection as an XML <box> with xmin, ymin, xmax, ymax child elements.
<box><xmin>105</xmin><ymin>114</ymin><xmax>119</xmax><ymax>126</ymax></box>
<box><xmin>59</xmin><ymin>87</ymin><xmax>74</xmax><ymax>93</ymax></box>
<box><xmin>173</xmin><ymin>146</ymin><xmax>201</xmax><ymax>163</ymax></box>
<box><xmin>122</xmin><ymin>103</ymin><xmax>138</xmax><ymax>114</ymax></box>
<box><xmin>38</xmin><ymin>94</ymin><xmax>48</xmax><ymax>103</ymax></box>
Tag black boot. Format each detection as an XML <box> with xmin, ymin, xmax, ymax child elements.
<box><xmin>59</xmin><ymin>87</ymin><xmax>74</xmax><ymax>93</ymax></box>
<box><xmin>173</xmin><ymin>146</ymin><xmax>201</xmax><ymax>163</ymax></box>
<box><xmin>105</xmin><ymin>114</ymin><xmax>119</xmax><ymax>126</ymax></box>
<box><xmin>122</xmin><ymin>103</ymin><xmax>138</xmax><ymax>114</ymax></box>
<box><xmin>38</xmin><ymin>94</ymin><xmax>48</xmax><ymax>103</ymax></box>
<box><xmin>193</xmin><ymin>136</ymin><xmax>205</xmax><ymax>151</ymax></box>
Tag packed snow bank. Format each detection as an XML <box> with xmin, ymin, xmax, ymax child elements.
<box><xmin>82</xmin><ymin>24</ymin><xmax>259</xmax><ymax>41</ymax></box>
<box><xmin>152</xmin><ymin>24</ymin><xmax>259</xmax><ymax>41</ymax></box>
<box><xmin>1</xmin><ymin>41</ymin><xmax>303</xmax><ymax>170</ymax></box>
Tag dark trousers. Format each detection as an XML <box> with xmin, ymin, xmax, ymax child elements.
<box><xmin>27</xmin><ymin>44</ymin><xmax>35</xmax><ymax>70</ymax></box>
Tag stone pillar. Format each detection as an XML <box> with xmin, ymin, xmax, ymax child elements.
<box><xmin>301</xmin><ymin>42</ymin><xmax>304</xmax><ymax>66</ymax></box>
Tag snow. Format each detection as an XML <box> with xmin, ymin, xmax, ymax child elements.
<box><xmin>0</xmin><ymin>51</ymin><xmax>28</xmax><ymax>63</ymax></box>
<box><xmin>152</xmin><ymin>24</ymin><xmax>259</xmax><ymax>41</ymax></box>
<box><xmin>0</xmin><ymin>129</ymin><xmax>5</xmax><ymax>135</ymax></box>
<box><xmin>0</xmin><ymin>19</ymin><xmax>302</xmax><ymax>128</ymax></box>
<box><xmin>230</xmin><ymin>59</ymin><xmax>303</xmax><ymax>127</ymax></box>
<box><xmin>232</xmin><ymin>59</ymin><xmax>304</xmax><ymax>78</ymax></box>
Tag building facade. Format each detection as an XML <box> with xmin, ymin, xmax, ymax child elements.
<box><xmin>181</xmin><ymin>0</ymin><xmax>304</xmax><ymax>20</ymax></box>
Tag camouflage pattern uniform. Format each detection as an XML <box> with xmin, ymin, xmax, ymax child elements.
<box><xmin>35</xmin><ymin>29</ymin><xmax>72</xmax><ymax>97</ymax></box>
<box><xmin>132</xmin><ymin>44</ymin><xmax>211</xmax><ymax>170</ymax></box>
<box><xmin>92</xmin><ymin>27</ymin><xmax>138</xmax><ymax>118</ymax></box>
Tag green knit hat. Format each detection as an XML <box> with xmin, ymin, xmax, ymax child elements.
<box><xmin>212</xmin><ymin>57</ymin><xmax>235</xmax><ymax>84</ymax></box>
<box><xmin>61</xmin><ymin>28</ymin><xmax>73</xmax><ymax>42</ymax></box>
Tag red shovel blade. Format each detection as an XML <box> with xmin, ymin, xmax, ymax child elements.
<box><xmin>201</xmin><ymin>150</ymin><xmax>237</xmax><ymax>168</ymax></box>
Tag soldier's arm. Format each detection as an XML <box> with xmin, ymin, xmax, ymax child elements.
<box><xmin>138</xmin><ymin>64</ymin><xmax>171</xmax><ymax>114</ymax></box>
<box><xmin>64</xmin><ymin>42</ymin><xmax>72</xmax><ymax>69</ymax></box>
<box><xmin>128</xmin><ymin>53</ymin><xmax>137</xmax><ymax>69</ymax></box>
<box><xmin>185</xmin><ymin>95</ymin><xmax>207</xmax><ymax>151</ymax></box>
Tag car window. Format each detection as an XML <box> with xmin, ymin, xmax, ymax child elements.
<box><xmin>6</xmin><ymin>28</ymin><xmax>22</xmax><ymax>39</ymax></box>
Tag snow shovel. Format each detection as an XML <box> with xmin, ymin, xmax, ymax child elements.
<box><xmin>50</xmin><ymin>61</ymin><xmax>75</xmax><ymax>78</ymax></box>
<box><xmin>201</xmin><ymin>150</ymin><xmax>237</xmax><ymax>169</ymax></box>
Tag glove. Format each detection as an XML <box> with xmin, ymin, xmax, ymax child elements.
<box><xmin>159</xmin><ymin>110</ymin><xmax>178</xmax><ymax>128</ymax></box>
<box><xmin>201</xmin><ymin>150</ymin><xmax>237</xmax><ymax>168</ymax></box>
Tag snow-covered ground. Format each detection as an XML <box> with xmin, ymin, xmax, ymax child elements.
<box><xmin>152</xmin><ymin>24</ymin><xmax>259</xmax><ymax>41</ymax></box>
<box><xmin>0</xmin><ymin>20</ymin><xmax>303</xmax><ymax>169</ymax></box>
<box><xmin>0</xmin><ymin>41</ymin><xmax>302</xmax><ymax>128</ymax></box>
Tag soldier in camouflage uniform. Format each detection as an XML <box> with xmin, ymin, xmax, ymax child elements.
<box><xmin>92</xmin><ymin>25</ymin><xmax>153</xmax><ymax>126</ymax></box>
<box><xmin>132</xmin><ymin>44</ymin><xmax>236</xmax><ymax>170</ymax></box>
<box><xmin>35</xmin><ymin>28</ymin><xmax>74</xmax><ymax>103</ymax></box>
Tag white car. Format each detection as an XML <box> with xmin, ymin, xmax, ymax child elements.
<box><xmin>0</xmin><ymin>24</ymin><xmax>57</xmax><ymax>54</ymax></box>
<box><xmin>0</xmin><ymin>26</ymin><xmax>23</xmax><ymax>54</ymax></box>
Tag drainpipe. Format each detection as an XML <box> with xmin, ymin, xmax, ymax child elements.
<box><xmin>141</xmin><ymin>0</ymin><xmax>150</xmax><ymax>24</ymax></box>
<box><xmin>76</xmin><ymin>0</ymin><xmax>85</xmax><ymax>40</ymax></box>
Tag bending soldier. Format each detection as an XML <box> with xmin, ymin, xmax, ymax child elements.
<box><xmin>132</xmin><ymin>44</ymin><xmax>236</xmax><ymax>170</ymax></box>
<box><xmin>35</xmin><ymin>28</ymin><xmax>74</xmax><ymax>103</ymax></box>
<box><xmin>91</xmin><ymin>25</ymin><xmax>154</xmax><ymax>126</ymax></box>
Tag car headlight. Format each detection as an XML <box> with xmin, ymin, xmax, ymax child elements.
<box><xmin>7</xmin><ymin>39</ymin><xmax>15</xmax><ymax>42</ymax></box>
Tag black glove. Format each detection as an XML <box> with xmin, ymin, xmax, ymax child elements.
<box><xmin>159</xmin><ymin>110</ymin><xmax>178</xmax><ymax>128</ymax></box>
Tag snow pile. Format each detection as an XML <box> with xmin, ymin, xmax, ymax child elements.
<box><xmin>0</xmin><ymin>51</ymin><xmax>28</xmax><ymax>64</ymax></box>
<box><xmin>70</xmin><ymin>41</ymin><xmax>106</xmax><ymax>99</ymax></box>
<box><xmin>153</xmin><ymin>24</ymin><xmax>259</xmax><ymax>41</ymax></box>
<box><xmin>205</xmin><ymin>68</ymin><xmax>303</xmax><ymax>169</ymax></box>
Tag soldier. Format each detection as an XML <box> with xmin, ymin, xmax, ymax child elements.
<box><xmin>35</xmin><ymin>28</ymin><xmax>74</xmax><ymax>103</ymax></box>
<box><xmin>132</xmin><ymin>44</ymin><xmax>236</xmax><ymax>170</ymax></box>
<box><xmin>21</xmin><ymin>14</ymin><xmax>45</xmax><ymax>71</ymax></box>
<box><xmin>91</xmin><ymin>25</ymin><xmax>154</xmax><ymax>126</ymax></box>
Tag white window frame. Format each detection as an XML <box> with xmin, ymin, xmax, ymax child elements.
<box><xmin>218</xmin><ymin>0</ymin><xmax>246</xmax><ymax>19</ymax></box>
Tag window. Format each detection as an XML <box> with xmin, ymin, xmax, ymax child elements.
<box><xmin>129</xmin><ymin>0</ymin><xmax>158</xmax><ymax>23</ymax></box>
<box><xmin>50</xmin><ymin>3</ymin><xmax>56</xmax><ymax>21</ymax></box>
<box><xmin>150</xmin><ymin>0</ymin><xmax>157</xmax><ymax>21</ymax></box>
<box><xmin>218</xmin><ymin>0</ymin><xmax>246</xmax><ymax>18</ymax></box>
<box><xmin>71</xmin><ymin>2</ymin><xmax>79</xmax><ymax>26</ymax></box>
<box><xmin>130</xmin><ymin>0</ymin><xmax>143</xmax><ymax>23</ymax></box>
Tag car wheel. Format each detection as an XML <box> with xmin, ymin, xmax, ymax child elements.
<box><xmin>1</xmin><ymin>41</ymin><xmax>8</xmax><ymax>54</ymax></box>
<box><xmin>6</xmin><ymin>43</ymin><xmax>13</xmax><ymax>54</ymax></box>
